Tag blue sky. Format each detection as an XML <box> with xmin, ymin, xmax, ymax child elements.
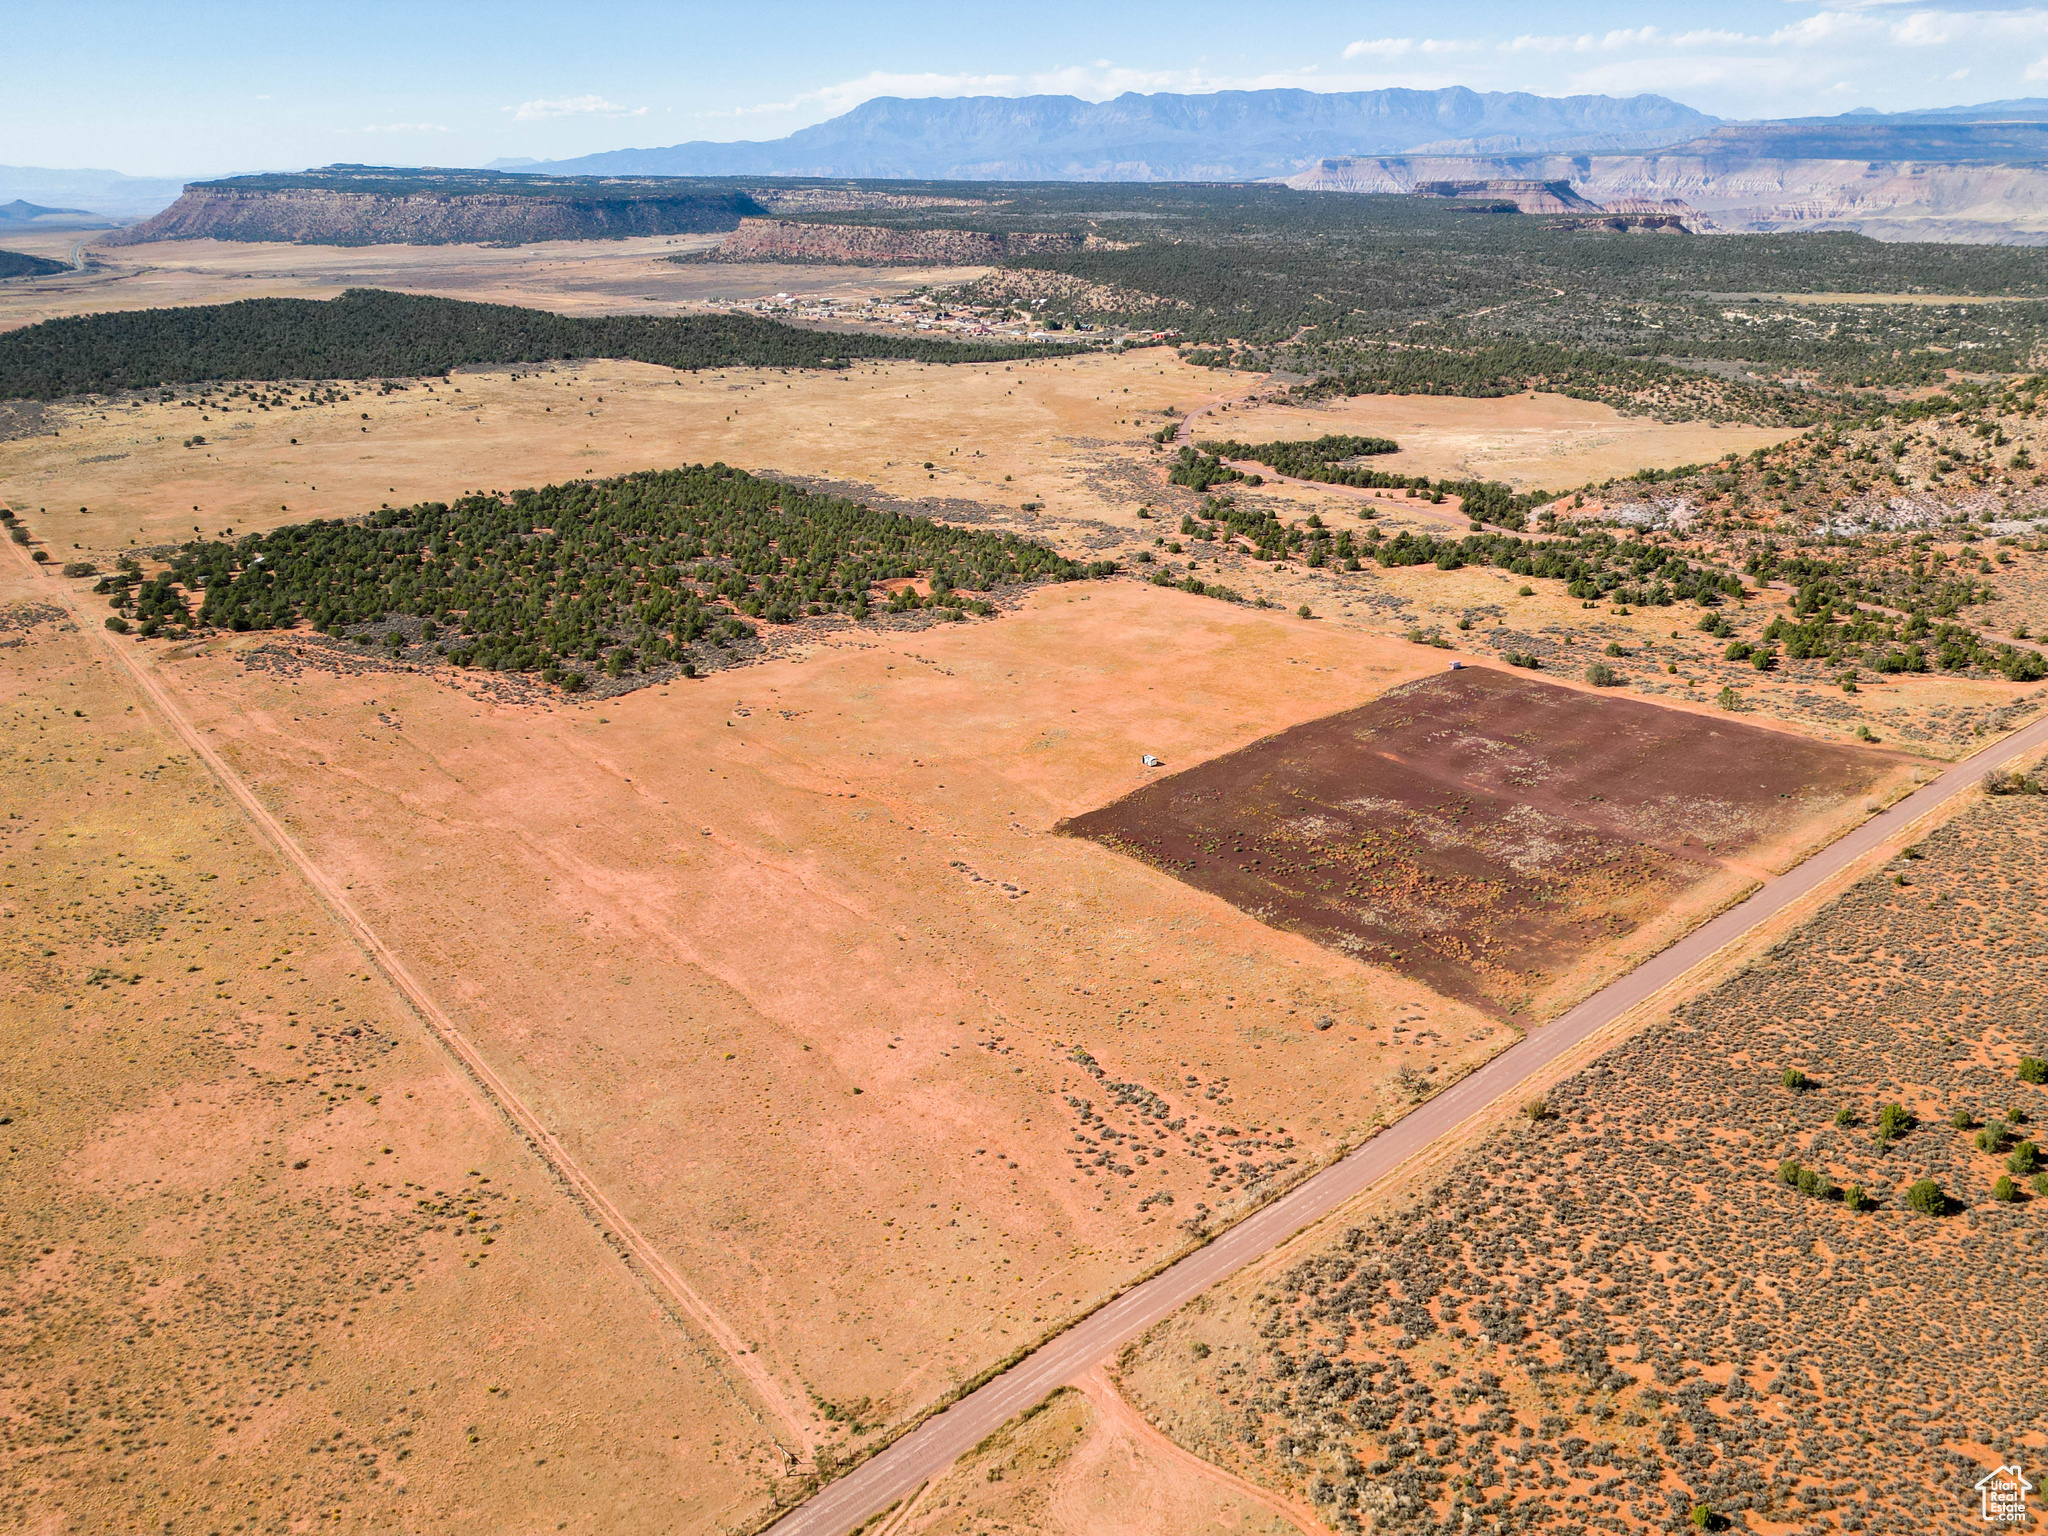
<box><xmin>17</xmin><ymin>0</ymin><xmax>2048</xmax><ymax>176</ymax></box>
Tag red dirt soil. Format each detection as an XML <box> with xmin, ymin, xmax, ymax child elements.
<box><xmin>1058</xmin><ymin>669</ymin><xmax>1899</xmax><ymax>1016</ymax></box>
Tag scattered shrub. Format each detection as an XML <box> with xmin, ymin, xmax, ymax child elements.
<box><xmin>1984</xmin><ymin>767</ymin><xmax>2047</xmax><ymax>796</ymax></box>
<box><xmin>1995</xmin><ymin>1175</ymin><xmax>2020</xmax><ymax>1202</ymax></box>
<box><xmin>1782</xmin><ymin>1067</ymin><xmax>1811</xmax><ymax>1092</ymax></box>
<box><xmin>1877</xmin><ymin>1102</ymin><xmax>1913</xmax><ymax>1143</ymax></box>
<box><xmin>1905</xmin><ymin>1177</ymin><xmax>1948</xmax><ymax>1216</ymax></box>
<box><xmin>2020</xmin><ymin>1057</ymin><xmax>2048</xmax><ymax>1084</ymax></box>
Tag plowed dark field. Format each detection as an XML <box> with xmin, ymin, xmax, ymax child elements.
<box><xmin>1059</xmin><ymin>668</ymin><xmax>1895</xmax><ymax>1015</ymax></box>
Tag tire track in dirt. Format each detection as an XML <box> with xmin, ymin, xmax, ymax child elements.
<box><xmin>13</xmin><ymin>547</ymin><xmax>819</xmax><ymax>1462</ymax></box>
<box><xmin>1072</xmin><ymin>1366</ymin><xmax>1338</xmax><ymax>1536</ymax></box>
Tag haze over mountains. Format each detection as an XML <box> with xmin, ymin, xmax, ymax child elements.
<box><xmin>31</xmin><ymin>85</ymin><xmax>2048</xmax><ymax>244</ymax></box>
<box><xmin>0</xmin><ymin>165</ymin><xmax>189</xmax><ymax>221</ymax></box>
<box><xmin>512</xmin><ymin>87</ymin><xmax>1722</xmax><ymax>182</ymax></box>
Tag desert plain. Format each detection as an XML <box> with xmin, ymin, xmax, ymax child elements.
<box><xmin>6</xmin><ymin>258</ymin><xmax>2048</xmax><ymax>1536</ymax></box>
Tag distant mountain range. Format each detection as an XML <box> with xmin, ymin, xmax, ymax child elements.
<box><xmin>0</xmin><ymin>199</ymin><xmax>92</xmax><ymax>224</ymax></box>
<box><xmin>512</xmin><ymin>88</ymin><xmax>1723</xmax><ymax>182</ymax></box>
<box><xmin>0</xmin><ymin>166</ymin><xmax>188</xmax><ymax>221</ymax></box>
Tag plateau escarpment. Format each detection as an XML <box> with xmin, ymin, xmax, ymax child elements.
<box><xmin>105</xmin><ymin>169</ymin><xmax>764</xmax><ymax>247</ymax></box>
<box><xmin>1288</xmin><ymin>146</ymin><xmax>2048</xmax><ymax>243</ymax></box>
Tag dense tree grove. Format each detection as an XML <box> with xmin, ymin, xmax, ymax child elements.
<box><xmin>1369</xmin><ymin>527</ymin><xmax>1747</xmax><ymax>607</ymax></box>
<box><xmin>0</xmin><ymin>288</ymin><xmax>1078</xmax><ymax>400</ymax></box>
<box><xmin>111</xmin><ymin>464</ymin><xmax>1110</xmax><ymax>689</ymax></box>
<box><xmin>1739</xmin><ymin>564</ymin><xmax>2044</xmax><ymax>679</ymax></box>
<box><xmin>1199</xmin><ymin>435</ymin><xmax>1554</xmax><ymax>529</ymax></box>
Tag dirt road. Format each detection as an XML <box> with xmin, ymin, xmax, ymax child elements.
<box><xmin>761</xmin><ymin>708</ymin><xmax>2048</xmax><ymax>1536</ymax></box>
<box><xmin>14</xmin><ymin>547</ymin><xmax>819</xmax><ymax>1463</ymax></box>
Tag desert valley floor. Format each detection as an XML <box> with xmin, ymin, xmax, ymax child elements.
<box><xmin>6</xmin><ymin>241</ymin><xmax>2048</xmax><ymax>1536</ymax></box>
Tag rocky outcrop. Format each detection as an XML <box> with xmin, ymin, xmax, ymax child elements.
<box><xmin>701</xmin><ymin>218</ymin><xmax>1091</xmax><ymax>265</ymax></box>
<box><xmin>103</xmin><ymin>184</ymin><xmax>761</xmax><ymax>247</ymax></box>
<box><xmin>1411</xmin><ymin>179</ymin><xmax>1598</xmax><ymax>213</ymax></box>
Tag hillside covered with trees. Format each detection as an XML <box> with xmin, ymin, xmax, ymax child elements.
<box><xmin>0</xmin><ymin>248</ymin><xmax>67</xmax><ymax>281</ymax></box>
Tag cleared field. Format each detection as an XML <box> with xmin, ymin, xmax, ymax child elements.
<box><xmin>1192</xmin><ymin>393</ymin><xmax>1799</xmax><ymax>492</ymax></box>
<box><xmin>1116</xmin><ymin>788</ymin><xmax>2048</xmax><ymax>1535</ymax></box>
<box><xmin>112</xmin><ymin>576</ymin><xmax>1519</xmax><ymax>1470</ymax></box>
<box><xmin>0</xmin><ymin>230</ymin><xmax>988</xmax><ymax>333</ymax></box>
<box><xmin>1060</xmin><ymin>669</ymin><xmax>1911</xmax><ymax>1018</ymax></box>
<box><xmin>0</xmin><ymin>554</ymin><xmax>786</xmax><ymax>1534</ymax></box>
<box><xmin>0</xmin><ymin>350</ymin><xmax>1191</xmax><ymax>559</ymax></box>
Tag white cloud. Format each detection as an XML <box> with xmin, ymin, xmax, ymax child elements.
<box><xmin>1671</xmin><ymin>29</ymin><xmax>1762</xmax><ymax>46</ymax></box>
<box><xmin>510</xmin><ymin>95</ymin><xmax>647</xmax><ymax>122</ymax></box>
<box><xmin>1343</xmin><ymin>37</ymin><xmax>1416</xmax><ymax>59</ymax></box>
<box><xmin>2026</xmin><ymin>52</ymin><xmax>2048</xmax><ymax>76</ymax></box>
<box><xmin>1504</xmin><ymin>33</ymin><xmax>1597</xmax><ymax>53</ymax></box>
<box><xmin>359</xmin><ymin>122</ymin><xmax>454</xmax><ymax>134</ymax></box>
<box><xmin>1342</xmin><ymin>37</ymin><xmax>1479</xmax><ymax>60</ymax></box>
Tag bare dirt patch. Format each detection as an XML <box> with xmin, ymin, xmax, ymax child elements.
<box><xmin>1059</xmin><ymin>668</ymin><xmax>1909</xmax><ymax>1018</ymax></box>
<box><xmin>1118</xmin><ymin>790</ymin><xmax>2048</xmax><ymax>1535</ymax></box>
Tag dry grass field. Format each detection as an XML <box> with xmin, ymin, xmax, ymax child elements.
<box><xmin>109</xmin><ymin>577</ymin><xmax>1518</xmax><ymax>1473</ymax></box>
<box><xmin>9</xmin><ymin>346</ymin><xmax>2039</xmax><ymax>759</ymax></box>
<box><xmin>11</xmin><ymin>264</ymin><xmax>2048</xmax><ymax>1532</ymax></box>
<box><xmin>1182</xmin><ymin>394</ymin><xmax>1799</xmax><ymax>493</ymax></box>
<box><xmin>1115</xmin><ymin>787</ymin><xmax>2048</xmax><ymax>1535</ymax></box>
<box><xmin>0</xmin><ymin>231</ymin><xmax>986</xmax><ymax>332</ymax></box>
<box><xmin>0</xmin><ymin>552</ymin><xmax>789</xmax><ymax>1535</ymax></box>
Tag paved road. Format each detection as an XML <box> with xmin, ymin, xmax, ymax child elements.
<box><xmin>763</xmin><ymin>706</ymin><xmax>2048</xmax><ymax>1536</ymax></box>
